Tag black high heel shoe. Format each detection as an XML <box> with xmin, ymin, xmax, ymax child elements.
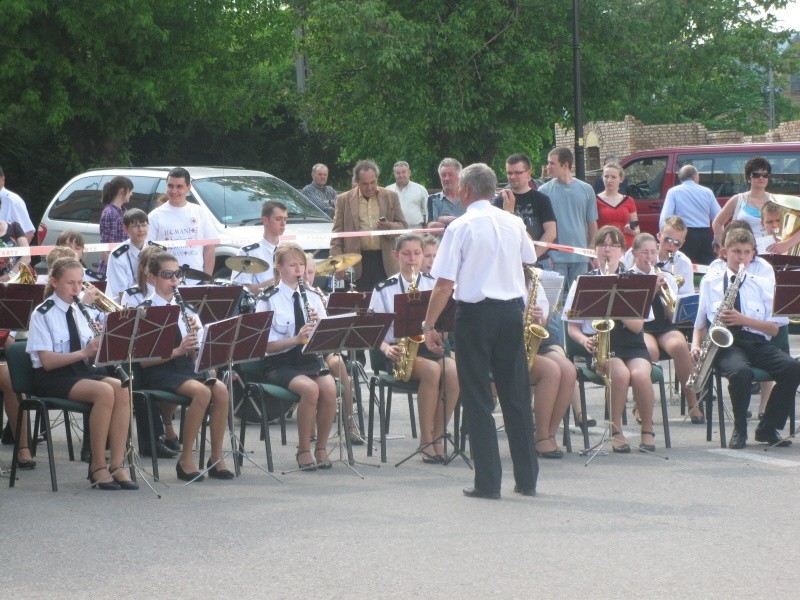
<box><xmin>87</xmin><ymin>465</ymin><xmax>121</xmax><ymax>491</ymax></box>
<box><xmin>109</xmin><ymin>464</ymin><xmax>139</xmax><ymax>490</ymax></box>
<box><xmin>176</xmin><ymin>461</ymin><xmax>204</xmax><ymax>482</ymax></box>
<box><xmin>314</xmin><ymin>448</ymin><xmax>332</xmax><ymax>470</ymax></box>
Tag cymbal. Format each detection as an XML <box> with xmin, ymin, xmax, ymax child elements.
<box><xmin>316</xmin><ymin>253</ymin><xmax>362</xmax><ymax>276</ymax></box>
<box><xmin>225</xmin><ymin>255</ymin><xmax>270</xmax><ymax>275</ymax></box>
<box><xmin>181</xmin><ymin>265</ymin><xmax>214</xmax><ymax>282</ymax></box>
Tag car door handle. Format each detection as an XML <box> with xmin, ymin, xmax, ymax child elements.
<box><xmin>649</xmin><ymin>202</ymin><xmax>662</xmax><ymax>210</ymax></box>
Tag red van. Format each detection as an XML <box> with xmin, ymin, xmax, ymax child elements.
<box><xmin>620</xmin><ymin>142</ymin><xmax>800</xmax><ymax>235</ymax></box>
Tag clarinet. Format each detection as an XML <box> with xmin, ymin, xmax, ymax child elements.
<box><xmin>296</xmin><ymin>277</ymin><xmax>330</xmax><ymax>376</ymax></box>
<box><xmin>72</xmin><ymin>295</ymin><xmax>130</xmax><ymax>388</ymax></box>
<box><xmin>172</xmin><ymin>288</ymin><xmax>218</xmax><ymax>387</ymax></box>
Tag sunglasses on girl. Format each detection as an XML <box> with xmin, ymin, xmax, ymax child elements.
<box><xmin>658</xmin><ymin>234</ymin><xmax>683</xmax><ymax>247</ymax></box>
<box><xmin>158</xmin><ymin>269</ymin><xmax>183</xmax><ymax>280</ymax></box>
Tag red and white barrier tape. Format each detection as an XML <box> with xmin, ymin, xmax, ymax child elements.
<box><xmin>532</xmin><ymin>240</ymin><xmax>709</xmax><ymax>273</ymax></box>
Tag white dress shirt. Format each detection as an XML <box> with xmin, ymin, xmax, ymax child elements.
<box><xmin>106</xmin><ymin>240</ymin><xmax>144</xmax><ymax>301</ymax></box>
<box><xmin>0</xmin><ymin>187</ymin><xmax>35</xmax><ymax>234</ymax></box>
<box><xmin>706</xmin><ymin>256</ymin><xmax>775</xmax><ymax>285</ymax></box>
<box><xmin>430</xmin><ymin>200</ymin><xmax>536</xmax><ymax>302</ymax></box>
<box><xmin>145</xmin><ymin>291</ymin><xmax>205</xmax><ymax>346</ymax></box>
<box><xmin>369</xmin><ymin>271</ymin><xmax>435</xmax><ymax>343</ymax></box>
<box><xmin>624</xmin><ymin>248</ymin><xmax>695</xmax><ymax>296</ymax></box>
<box><xmin>386</xmin><ymin>181</ymin><xmax>428</xmax><ymax>228</ymax></box>
<box><xmin>256</xmin><ymin>281</ymin><xmax>326</xmax><ymax>356</ymax></box>
<box><xmin>27</xmin><ymin>294</ymin><xmax>95</xmax><ymax>369</ymax></box>
<box><xmin>694</xmin><ymin>269</ymin><xmax>786</xmax><ymax>338</ymax></box>
<box><xmin>230</xmin><ymin>237</ymin><xmax>276</xmax><ymax>286</ymax></box>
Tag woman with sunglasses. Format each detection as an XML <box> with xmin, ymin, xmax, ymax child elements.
<box><xmin>564</xmin><ymin>226</ymin><xmax>657</xmax><ymax>453</ymax></box>
<box><xmin>712</xmin><ymin>157</ymin><xmax>775</xmax><ymax>250</ymax></box>
<box><xmin>139</xmin><ymin>252</ymin><xmax>233</xmax><ymax>482</ymax></box>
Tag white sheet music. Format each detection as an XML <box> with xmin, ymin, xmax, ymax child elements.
<box><xmin>539</xmin><ymin>270</ymin><xmax>565</xmax><ymax>310</ymax></box>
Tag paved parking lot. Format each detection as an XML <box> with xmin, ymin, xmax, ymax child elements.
<box><xmin>3</xmin><ymin>358</ymin><xmax>800</xmax><ymax>599</ymax></box>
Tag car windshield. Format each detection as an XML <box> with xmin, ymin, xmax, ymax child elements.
<box><xmin>191</xmin><ymin>175</ymin><xmax>331</xmax><ymax>225</ymax></box>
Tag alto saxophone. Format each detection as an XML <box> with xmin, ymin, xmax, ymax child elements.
<box><xmin>523</xmin><ymin>266</ymin><xmax>550</xmax><ymax>371</ymax></box>
<box><xmin>591</xmin><ymin>258</ymin><xmax>615</xmax><ymax>383</ymax></box>
<box><xmin>393</xmin><ymin>267</ymin><xmax>424</xmax><ymax>383</ymax></box>
<box><xmin>686</xmin><ymin>263</ymin><xmax>744</xmax><ymax>393</ymax></box>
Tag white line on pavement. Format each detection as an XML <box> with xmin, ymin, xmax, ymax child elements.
<box><xmin>707</xmin><ymin>448</ymin><xmax>800</xmax><ymax>467</ymax></box>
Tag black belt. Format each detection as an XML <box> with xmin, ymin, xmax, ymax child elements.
<box><xmin>457</xmin><ymin>298</ymin><xmax>521</xmax><ymax>305</ymax></box>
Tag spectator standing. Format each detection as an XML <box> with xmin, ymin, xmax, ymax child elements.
<box><xmin>0</xmin><ymin>166</ymin><xmax>36</xmax><ymax>242</ymax></box>
<box><xmin>427</xmin><ymin>158</ymin><xmax>465</xmax><ymax>229</ymax></box>
<box><xmin>593</xmin><ymin>155</ymin><xmax>629</xmax><ymax>195</ymax></box>
<box><xmin>595</xmin><ymin>162</ymin><xmax>639</xmax><ymax>248</ymax></box>
<box><xmin>658</xmin><ymin>164</ymin><xmax>720</xmax><ymax>265</ymax></box>
<box><xmin>98</xmin><ymin>176</ymin><xmax>133</xmax><ymax>275</ymax></box>
<box><xmin>302</xmin><ymin>164</ymin><xmax>337</xmax><ymax>217</ymax></box>
<box><xmin>386</xmin><ymin>161</ymin><xmax>428</xmax><ymax>230</ymax></box>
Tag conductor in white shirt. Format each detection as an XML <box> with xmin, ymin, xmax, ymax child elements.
<box><xmin>422</xmin><ymin>163</ymin><xmax>538</xmax><ymax>500</ymax></box>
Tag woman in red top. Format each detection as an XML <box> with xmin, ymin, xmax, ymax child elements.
<box><xmin>596</xmin><ymin>162</ymin><xmax>639</xmax><ymax>248</ymax></box>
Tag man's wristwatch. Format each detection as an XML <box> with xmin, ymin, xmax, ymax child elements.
<box><xmin>421</xmin><ymin>321</ymin><xmax>436</xmax><ymax>333</ymax></box>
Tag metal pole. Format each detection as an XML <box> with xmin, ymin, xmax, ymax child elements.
<box><xmin>572</xmin><ymin>0</ymin><xmax>585</xmax><ymax>180</ymax></box>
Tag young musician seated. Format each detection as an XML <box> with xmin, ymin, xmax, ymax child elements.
<box><xmin>524</xmin><ymin>266</ymin><xmax>575</xmax><ymax>458</ymax></box>
<box><xmin>120</xmin><ymin>245</ymin><xmax>160</xmax><ymax>309</ymax></box>
<box><xmin>2</xmin><ymin>333</ymin><xmax>34</xmax><ymax>469</ymax></box>
<box><xmin>256</xmin><ymin>243</ymin><xmax>337</xmax><ymax>471</ymax></box>
<box><xmin>56</xmin><ymin>230</ymin><xmax>104</xmax><ymax>282</ymax></box>
<box><xmin>564</xmin><ymin>226</ymin><xmax>657</xmax><ymax>453</ymax></box>
<box><xmin>625</xmin><ymin>216</ymin><xmax>694</xmax><ymax>296</ymax></box>
<box><xmin>760</xmin><ymin>201</ymin><xmax>785</xmax><ymax>251</ymax></box>
<box><xmin>692</xmin><ymin>228</ymin><xmax>799</xmax><ymax>449</ymax></box>
<box><xmin>106</xmin><ymin>208</ymin><xmax>152</xmax><ymax>303</ymax></box>
<box><xmin>369</xmin><ymin>233</ymin><xmax>459</xmax><ymax>464</ymax></box>
<box><xmin>26</xmin><ymin>257</ymin><xmax>137</xmax><ymax>490</ymax></box>
<box><xmin>630</xmin><ymin>233</ymin><xmax>704</xmax><ymax>424</ymax></box>
<box><xmin>707</xmin><ymin>221</ymin><xmax>775</xmax><ymax>282</ymax></box>
<box><xmin>139</xmin><ymin>252</ymin><xmax>233</xmax><ymax>481</ymax></box>
<box><xmin>421</xmin><ymin>234</ymin><xmax>439</xmax><ymax>276</ymax></box>
<box><xmin>304</xmin><ymin>254</ymin><xmax>364</xmax><ymax>445</ymax></box>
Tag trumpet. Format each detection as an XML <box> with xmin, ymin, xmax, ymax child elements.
<box><xmin>653</xmin><ymin>261</ymin><xmax>677</xmax><ymax>315</ymax></box>
<box><xmin>81</xmin><ymin>282</ymin><xmax>125</xmax><ymax>313</ymax></box>
<box><xmin>172</xmin><ymin>288</ymin><xmax>217</xmax><ymax>387</ymax></box>
<box><xmin>73</xmin><ymin>295</ymin><xmax>130</xmax><ymax>388</ymax></box>
<box><xmin>664</xmin><ymin>252</ymin><xmax>685</xmax><ymax>289</ymax></box>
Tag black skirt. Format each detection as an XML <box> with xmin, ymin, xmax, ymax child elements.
<box><xmin>263</xmin><ymin>346</ymin><xmax>327</xmax><ymax>388</ymax></box>
<box><xmin>140</xmin><ymin>355</ymin><xmax>203</xmax><ymax>392</ymax></box>
<box><xmin>643</xmin><ymin>295</ymin><xmax>678</xmax><ymax>336</ymax></box>
<box><xmin>33</xmin><ymin>364</ymin><xmax>107</xmax><ymax>399</ymax></box>
<box><xmin>609</xmin><ymin>320</ymin><xmax>651</xmax><ymax>362</ymax></box>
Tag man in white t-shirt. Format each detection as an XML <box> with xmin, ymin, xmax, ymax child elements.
<box><xmin>147</xmin><ymin>167</ymin><xmax>217</xmax><ymax>279</ymax></box>
<box><xmin>386</xmin><ymin>161</ymin><xmax>428</xmax><ymax>229</ymax></box>
<box><xmin>0</xmin><ymin>165</ymin><xmax>36</xmax><ymax>242</ymax></box>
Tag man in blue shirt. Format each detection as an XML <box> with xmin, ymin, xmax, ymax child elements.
<box><xmin>659</xmin><ymin>165</ymin><xmax>720</xmax><ymax>265</ymax></box>
<box><xmin>426</xmin><ymin>158</ymin><xmax>465</xmax><ymax>230</ymax></box>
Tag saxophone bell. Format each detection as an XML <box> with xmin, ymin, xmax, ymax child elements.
<box><xmin>523</xmin><ymin>265</ymin><xmax>550</xmax><ymax>371</ymax></box>
<box><xmin>393</xmin><ymin>267</ymin><xmax>423</xmax><ymax>382</ymax></box>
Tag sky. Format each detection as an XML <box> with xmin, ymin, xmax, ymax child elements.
<box><xmin>775</xmin><ymin>1</ymin><xmax>799</xmax><ymax>31</ymax></box>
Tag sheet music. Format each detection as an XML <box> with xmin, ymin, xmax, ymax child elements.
<box><xmin>539</xmin><ymin>270</ymin><xmax>565</xmax><ymax>310</ymax></box>
<box><xmin>673</xmin><ymin>294</ymin><xmax>699</xmax><ymax>324</ymax></box>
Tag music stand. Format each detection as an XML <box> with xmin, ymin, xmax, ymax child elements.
<box><xmin>192</xmin><ymin>311</ymin><xmax>281</xmax><ymax>483</ymax></box>
<box><xmin>300</xmin><ymin>311</ymin><xmax>393</xmax><ymax>477</ymax></box>
<box><xmin>325</xmin><ymin>291</ymin><xmax>373</xmax><ymax>441</ymax></box>
<box><xmin>673</xmin><ymin>294</ymin><xmax>700</xmax><ymax>325</ymax></box>
<box><xmin>93</xmin><ymin>305</ymin><xmax>181</xmax><ymax>497</ymax></box>
<box><xmin>759</xmin><ymin>254</ymin><xmax>800</xmax><ymax>272</ymax></box>
<box><xmin>567</xmin><ymin>273</ymin><xmax>664</xmax><ymax>464</ymax></box>
<box><xmin>0</xmin><ymin>284</ymin><xmax>45</xmax><ymax>479</ymax></box>
<box><xmin>773</xmin><ymin>270</ymin><xmax>800</xmax><ymax>317</ymax></box>
<box><xmin>177</xmin><ymin>285</ymin><xmax>242</xmax><ymax>327</ymax></box>
<box><xmin>390</xmin><ymin>290</ymin><xmax>465</xmax><ymax>468</ymax></box>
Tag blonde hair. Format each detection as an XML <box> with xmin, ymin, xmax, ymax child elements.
<box><xmin>761</xmin><ymin>200</ymin><xmax>782</xmax><ymax>219</ymax></box>
<box><xmin>632</xmin><ymin>232</ymin><xmax>657</xmax><ymax>251</ymax></box>
<box><xmin>273</xmin><ymin>243</ymin><xmax>306</xmax><ymax>283</ymax></box>
<box><xmin>46</xmin><ymin>246</ymin><xmax>78</xmax><ymax>269</ymax></box>
<box><xmin>662</xmin><ymin>215</ymin><xmax>687</xmax><ymax>233</ymax></box>
<box><xmin>45</xmin><ymin>258</ymin><xmax>83</xmax><ymax>297</ymax></box>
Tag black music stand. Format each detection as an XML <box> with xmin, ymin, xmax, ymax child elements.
<box><xmin>94</xmin><ymin>305</ymin><xmax>181</xmax><ymax>497</ymax></box>
<box><xmin>326</xmin><ymin>291</ymin><xmax>373</xmax><ymax>436</ymax></box>
<box><xmin>192</xmin><ymin>311</ymin><xmax>281</xmax><ymax>482</ymax></box>
<box><xmin>567</xmin><ymin>273</ymin><xmax>663</xmax><ymax>464</ymax></box>
<box><xmin>0</xmin><ymin>284</ymin><xmax>45</xmax><ymax>479</ymax></box>
<box><xmin>390</xmin><ymin>290</ymin><xmax>465</xmax><ymax>468</ymax></box>
<box><xmin>759</xmin><ymin>254</ymin><xmax>800</xmax><ymax>272</ymax></box>
<box><xmin>177</xmin><ymin>284</ymin><xmax>242</xmax><ymax>327</ymax></box>
<box><xmin>300</xmin><ymin>311</ymin><xmax>393</xmax><ymax>477</ymax></box>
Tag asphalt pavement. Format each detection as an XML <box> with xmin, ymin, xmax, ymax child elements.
<box><xmin>3</xmin><ymin>356</ymin><xmax>800</xmax><ymax>599</ymax></box>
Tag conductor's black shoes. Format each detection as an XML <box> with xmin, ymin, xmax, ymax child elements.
<box><xmin>755</xmin><ymin>424</ymin><xmax>792</xmax><ymax>447</ymax></box>
<box><xmin>463</xmin><ymin>487</ymin><xmax>500</xmax><ymax>500</ymax></box>
<box><xmin>513</xmin><ymin>485</ymin><xmax>536</xmax><ymax>497</ymax></box>
<box><xmin>729</xmin><ymin>427</ymin><xmax>747</xmax><ymax>449</ymax></box>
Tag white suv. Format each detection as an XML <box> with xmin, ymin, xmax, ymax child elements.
<box><xmin>38</xmin><ymin>166</ymin><xmax>333</xmax><ymax>274</ymax></box>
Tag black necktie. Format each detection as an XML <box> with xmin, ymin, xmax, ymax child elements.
<box><xmin>66</xmin><ymin>306</ymin><xmax>81</xmax><ymax>352</ymax></box>
<box><xmin>729</xmin><ymin>275</ymin><xmax>742</xmax><ymax>313</ymax></box>
<box><xmin>293</xmin><ymin>291</ymin><xmax>305</xmax><ymax>335</ymax></box>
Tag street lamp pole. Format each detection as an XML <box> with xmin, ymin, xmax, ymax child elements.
<box><xmin>572</xmin><ymin>0</ymin><xmax>585</xmax><ymax>179</ymax></box>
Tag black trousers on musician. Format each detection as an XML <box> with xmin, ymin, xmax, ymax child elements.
<box><xmin>682</xmin><ymin>227</ymin><xmax>715</xmax><ymax>266</ymax></box>
<box><xmin>715</xmin><ymin>331</ymin><xmax>800</xmax><ymax>430</ymax></box>
<box><xmin>455</xmin><ymin>299</ymin><xmax>538</xmax><ymax>494</ymax></box>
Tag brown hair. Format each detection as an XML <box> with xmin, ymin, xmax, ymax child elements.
<box><xmin>146</xmin><ymin>251</ymin><xmax>179</xmax><ymax>280</ymax></box>
<box><xmin>761</xmin><ymin>200</ymin><xmax>782</xmax><ymax>218</ymax></box>
<box><xmin>721</xmin><ymin>219</ymin><xmax>753</xmax><ymax>246</ymax></box>
<box><xmin>723</xmin><ymin>228</ymin><xmax>756</xmax><ymax>250</ymax></box>
<box><xmin>135</xmin><ymin>246</ymin><xmax>165</xmax><ymax>292</ymax></box>
<box><xmin>593</xmin><ymin>225</ymin><xmax>625</xmax><ymax>248</ymax></box>
<box><xmin>45</xmin><ymin>258</ymin><xmax>83</xmax><ymax>297</ymax></box>
<box><xmin>46</xmin><ymin>246</ymin><xmax>78</xmax><ymax>269</ymax></box>
<box><xmin>56</xmin><ymin>230</ymin><xmax>85</xmax><ymax>248</ymax></box>
<box><xmin>393</xmin><ymin>233</ymin><xmax>423</xmax><ymax>252</ymax></box>
<box><xmin>602</xmin><ymin>162</ymin><xmax>624</xmax><ymax>179</ymax></box>
<box><xmin>632</xmin><ymin>232</ymin><xmax>657</xmax><ymax>251</ymax></box>
<box><xmin>662</xmin><ymin>215</ymin><xmax>687</xmax><ymax>233</ymax></box>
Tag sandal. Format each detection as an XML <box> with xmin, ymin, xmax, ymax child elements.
<box><xmin>688</xmin><ymin>404</ymin><xmax>705</xmax><ymax>424</ymax></box>
<box><xmin>611</xmin><ymin>429</ymin><xmax>630</xmax><ymax>454</ymax></box>
<box><xmin>296</xmin><ymin>449</ymin><xmax>317</xmax><ymax>472</ymax></box>
<box><xmin>639</xmin><ymin>431</ymin><xmax>656</xmax><ymax>453</ymax></box>
<box><xmin>314</xmin><ymin>447</ymin><xmax>332</xmax><ymax>470</ymax></box>
<box><xmin>534</xmin><ymin>437</ymin><xmax>563</xmax><ymax>459</ymax></box>
<box><xmin>575</xmin><ymin>412</ymin><xmax>597</xmax><ymax>429</ymax></box>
